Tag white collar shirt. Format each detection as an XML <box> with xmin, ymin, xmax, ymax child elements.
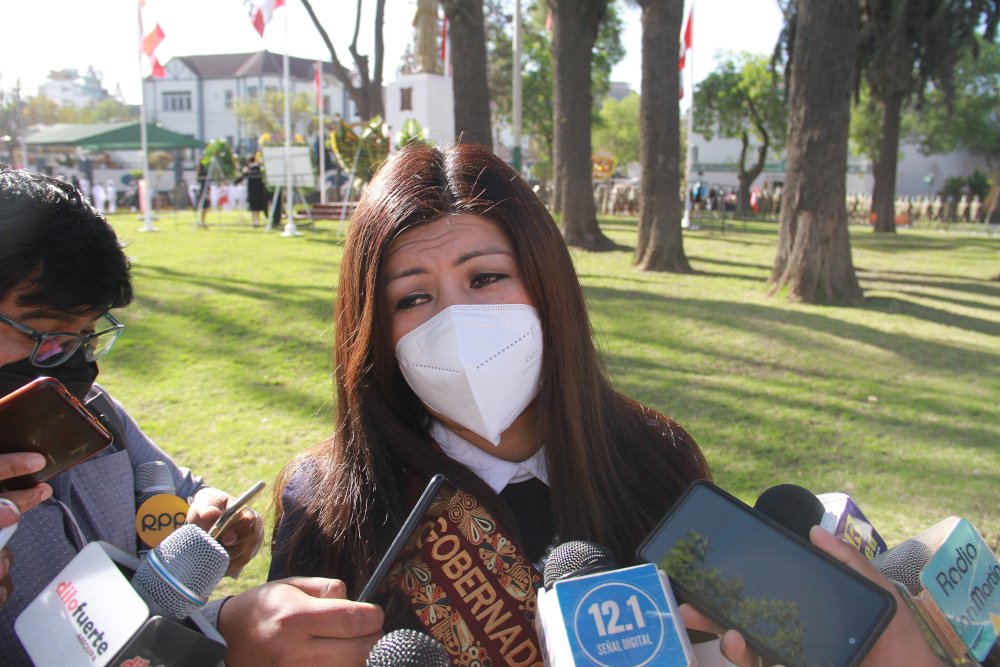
<box><xmin>430</xmin><ymin>421</ymin><xmax>549</xmax><ymax>494</ymax></box>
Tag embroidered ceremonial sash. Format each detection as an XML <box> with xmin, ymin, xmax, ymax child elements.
<box><xmin>388</xmin><ymin>483</ymin><xmax>544</xmax><ymax>667</ymax></box>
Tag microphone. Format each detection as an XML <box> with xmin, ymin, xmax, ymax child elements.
<box><xmin>752</xmin><ymin>483</ymin><xmax>824</xmax><ymax>542</ymax></box>
<box><xmin>131</xmin><ymin>523</ymin><xmax>230</xmax><ymax>619</ymax></box>
<box><xmin>753</xmin><ymin>484</ymin><xmax>885</xmax><ymax>560</ymax></box>
<box><xmin>875</xmin><ymin>517</ymin><xmax>1000</xmax><ymax>665</ymax></box>
<box><xmin>815</xmin><ymin>492</ymin><xmax>887</xmax><ymax>560</ymax></box>
<box><xmin>536</xmin><ymin>540</ymin><xmax>694</xmax><ymax>666</ymax></box>
<box><xmin>134</xmin><ymin>461</ymin><xmax>189</xmax><ymax>550</ymax></box>
<box><xmin>15</xmin><ymin>525</ymin><xmax>229</xmax><ymax>667</ymax></box>
<box><xmin>366</xmin><ymin>629</ymin><xmax>451</xmax><ymax>666</ymax></box>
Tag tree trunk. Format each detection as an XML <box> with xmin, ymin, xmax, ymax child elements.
<box><xmin>551</xmin><ymin>0</ymin><xmax>613</xmax><ymax>250</ymax></box>
<box><xmin>871</xmin><ymin>91</ymin><xmax>902</xmax><ymax>233</ymax></box>
<box><xmin>770</xmin><ymin>0</ymin><xmax>863</xmax><ymax>305</ymax></box>
<box><xmin>635</xmin><ymin>0</ymin><xmax>690</xmax><ymax>271</ymax></box>
<box><xmin>300</xmin><ymin>0</ymin><xmax>385</xmax><ymax>121</ymax></box>
<box><xmin>442</xmin><ymin>0</ymin><xmax>493</xmax><ymax>148</ymax></box>
<box><xmin>736</xmin><ymin>131</ymin><xmax>767</xmax><ymax>215</ymax></box>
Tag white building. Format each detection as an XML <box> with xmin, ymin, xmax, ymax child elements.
<box><xmin>38</xmin><ymin>68</ymin><xmax>113</xmax><ymax>108</ymax></box>
<box><xmin>142</xmin><ymin>51</ymin><xmax>357</xmax><ymax>155</ymax></box>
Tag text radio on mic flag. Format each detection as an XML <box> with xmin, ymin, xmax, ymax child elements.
<box><xmin>877</xmin><ymin>516</ymin><xmax>1000</xmax><ymax>664</ymax></box>
<box><xmin>536</xmin><ymin>541</ymin><xmax>694</xmax><ymax>667</ymax></box>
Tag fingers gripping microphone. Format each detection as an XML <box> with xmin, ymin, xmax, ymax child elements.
<box><xmin>537</xmin><ymin>540</ymin><xmax>694</xmax><ymax>666</ymax></box>
<box><xmin>366</xmin><ymin>629</ymin><xmax>451</xmax><ymax>666</ymax></box>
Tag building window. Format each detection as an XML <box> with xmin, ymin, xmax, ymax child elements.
<box><xmin>323</xmin><ymin>95</ymin><xmax>330</xmax><ymax>115</ymax></box>
<box><xmin>224</xmin><ymin>90</ymin><xmax>234</xmax><ymax>110</ymax></box>
<box><xmin>400</xmin><ymin>87</ymin><xmax>413</xmax><ymax>111</ymax></box>
<box><xmin>162</xmin><ymin>91</ymin><xmax>192</xmax><ymax>112</ymax></box>
<box><xmin>248</xmin><ymin>86</ymin><xmax>258</xmax><ymax>101</ymax></box>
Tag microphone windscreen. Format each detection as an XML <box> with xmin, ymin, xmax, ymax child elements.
<box><xmin>135</xmin><ymin>460</ymin><xmax>176</xmax><ymax>501</ymax></box>
<box><xmin>366</xmin><ymin>629</ymin><xmax>450</xmax><ymax>667</ymax></box>
<box><xmin>753</xmin><ymin>483</ymin><xmax>825</xmax><ymax>542</ymax></box>
<box><xmin>542</xmin><ymin>540</ymin><xmax>617</xmax><ymax>589</ymax></box>
<box><xmin>132</xmin><ymin>524</ymin><xmax>229</xmax><ymax>618</ymax></box>
<box><xmin>874</xmin><ymin>538</ymin><xmax>933</xmax><ymax>597</ymax></box>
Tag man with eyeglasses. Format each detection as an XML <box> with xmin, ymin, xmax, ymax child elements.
<box><xmin>0</xmin><ymin>167</ymin><xmax>264</xmax><ymax>662</ymax></box>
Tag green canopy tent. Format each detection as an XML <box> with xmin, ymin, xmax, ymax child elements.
<box><xmin>25</xmin><ymin>122</ymin><xmax>204</xmax><ymax>151</ymax></box>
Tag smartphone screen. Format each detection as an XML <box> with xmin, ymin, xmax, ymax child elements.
<box><xmin>358</xmin><ymin>474</ymin><xmax>450</xmax><ymax>605</ymax></box>
<box><xmin>0</xmin><ymin>377</ymin><xmax>113</xmax><ymax>491</ymax></box>
<box><xmin>637</xmin><ymin>481</ymin><xmax>896</xmax><ymax>667</ymax></box>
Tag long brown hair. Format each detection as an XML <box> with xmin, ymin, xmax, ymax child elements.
<box><xmin>274</xmin><ymin>143</ymin><xmax>710</xmax><ymax>597</ymax></box>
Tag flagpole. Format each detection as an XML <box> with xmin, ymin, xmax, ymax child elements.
<box><xmin>281</xmin><ymin>3</ymin><xmax>298</xmax><ymax>236</ymax></box>
<box><xmin>137</xmin><ymin>0</ymin><xmax>156</xmax><ymax>232</ymax></box>
<box><xmin>512</xmin><ymin>0</ymin><xmax>522</xmax><ymax>174</ymax></box>
<box><xmin>317</xmin><ymin>62</ymin><xmax>326</xmax><ymax>204</ymax></box>
<box><xmin>681</xmin><ymin>1</ymin><xmax>695</xmax><ymax>230</ymax></box>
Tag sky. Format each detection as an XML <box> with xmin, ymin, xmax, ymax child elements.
<box><xmin>0</xmin><ymin>0</ymin><xmax>783</xmax><ymax>108</ymax></box>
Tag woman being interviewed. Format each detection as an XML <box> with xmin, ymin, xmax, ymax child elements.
<box><xmin>268</xmin><ymin>142</ymin><xmax>710</xmax><ymax>661</ymax></box>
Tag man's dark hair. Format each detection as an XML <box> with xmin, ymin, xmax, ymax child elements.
<box><xmin>0</xmin><ymin>166</ymin><xmax>133</xmax><ymax>314</ymax></box>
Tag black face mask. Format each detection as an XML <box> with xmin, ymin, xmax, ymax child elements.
<box><xmin>0</xmin><ymin>349</ymin><xmax>99</xmax><ymax>402</ymax></box>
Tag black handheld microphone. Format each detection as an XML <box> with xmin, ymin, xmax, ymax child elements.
<box><xmin>752</xmin><ymin>483</ymin><xmax>825</xmax><ymax>542</ymax></box>
<box><xmin>366</xmin><ymin>629</ymin><xmax>451</xmax><ymax>666</ymax></box>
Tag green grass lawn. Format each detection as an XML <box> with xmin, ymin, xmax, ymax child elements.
<box><xmin>102</xmin><ymin>210</ymin><xmax>1000</xmax><ymax>596</ymax></box>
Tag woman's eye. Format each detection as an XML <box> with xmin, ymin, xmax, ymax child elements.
<box><xmin>471</xmin><ymin>273</ymin><xmax>506</xmax><ymax>288</ymax></box>
<box><xmin>396</xmin><ymin>293</ymin><xmax>430</xmax><ymax>310</ymax></box>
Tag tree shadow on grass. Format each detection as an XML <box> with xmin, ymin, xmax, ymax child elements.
<box><xmin>864</xmin><ymin>297</ymin><xmax>1000</xmax><ymax>337</ymax></box>
<box><xmin>125</xmin><ymin>264</ymin><xmax>336</xmax><ymax>415</ymax></box>
<box><xmin>582</xmin><ymin>286</ymin><xmax>999</xmax><ymax>375</ymax></box>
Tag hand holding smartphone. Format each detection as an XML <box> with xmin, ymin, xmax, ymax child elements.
<box><xmin>209</xmin><ymin>480</ymin><xmax>266</xmax><ymax>540</ymax></box>
<box><xmin>0</xmin><ymin>377</ymin><xmax>112</xmax><ymax>491</ymax></box>
<box><xmin>638</xmin><ymin>480</ymin><xmax>896</xmax><ymax>667</ymax></box>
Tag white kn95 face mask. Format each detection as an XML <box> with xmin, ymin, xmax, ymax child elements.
<box><xmin>395</xmin><ymin>304</ymin><xmax>543</xmax><ymax>446</ymax></box>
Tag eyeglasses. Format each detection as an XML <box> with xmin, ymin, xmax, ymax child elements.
<box><xmin>0</xmin><ymin>311</ymin><xmax>124</xmax><ymax>368</ymax></box>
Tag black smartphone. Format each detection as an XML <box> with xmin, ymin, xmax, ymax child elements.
<box><xmin>358</xmin><ymin>473</ymin><xmax>450</xmax><ymax>604</ymax></box>
<box><xmin>0</xmin><ymin>377</ymin><xmax>113</xmax><ymax>491</ymax></box>
<box><xmin>637</xmin><ymin>480</ymin><xmax>896</xmax><ymax>667</ymax></box>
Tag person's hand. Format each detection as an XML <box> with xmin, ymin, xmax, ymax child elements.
<box><xmin>187</xmin><ymin>487</ymin><xmax>263</xmax><ymax>577</ymax></box>
<box><xmin>680</xmin><ymin>603</ymin><xmax>766</xmax><ymax>667</ymax></box>
<box><xmin>217</xmin><ymin>577</ymin><xmax>384</xmax><ymax>667</ymax></box>
<box><xmin>0</xmin><ymin>452</ymin><xmax>53</xmax><ymax>513</ymax></box>
<box><xmin>809</xmin><ymin>526</ymin><xmax>946</xmax><ymax>667</ymax></box>
<box><xmin>679</xmin><ymin>527</ymin><xmax>947</xmax><ymax>667</ymax></box>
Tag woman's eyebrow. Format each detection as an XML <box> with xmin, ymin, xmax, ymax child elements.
<box><xmin>385</xmin><ymin>247</ymin><xmax>512</xmax><ymax>285</ymax></box>
<box><xmin>455</xmin><ymin>247</ymin><xmax>512</xmax><ymax>265</ymax></box>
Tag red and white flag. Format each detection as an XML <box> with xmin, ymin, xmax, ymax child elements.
<box><xmin>314</xmin><ymin>60</ymin><xmax>322</xmax><ymax>106</ymax></box>
<box><xmin>139</xmin><ymin>0</ymin><xmax>166</xmax><ymax>78</ymax></box>
<box><xmin>246</xmin><ymin>0</ymin><xmax>285</xmax><ymax>38</ymax></box>
<box><xmin>678</xmin><ymin>5</ymin><xmax>693</xmax><ymax>71</ymax></box>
